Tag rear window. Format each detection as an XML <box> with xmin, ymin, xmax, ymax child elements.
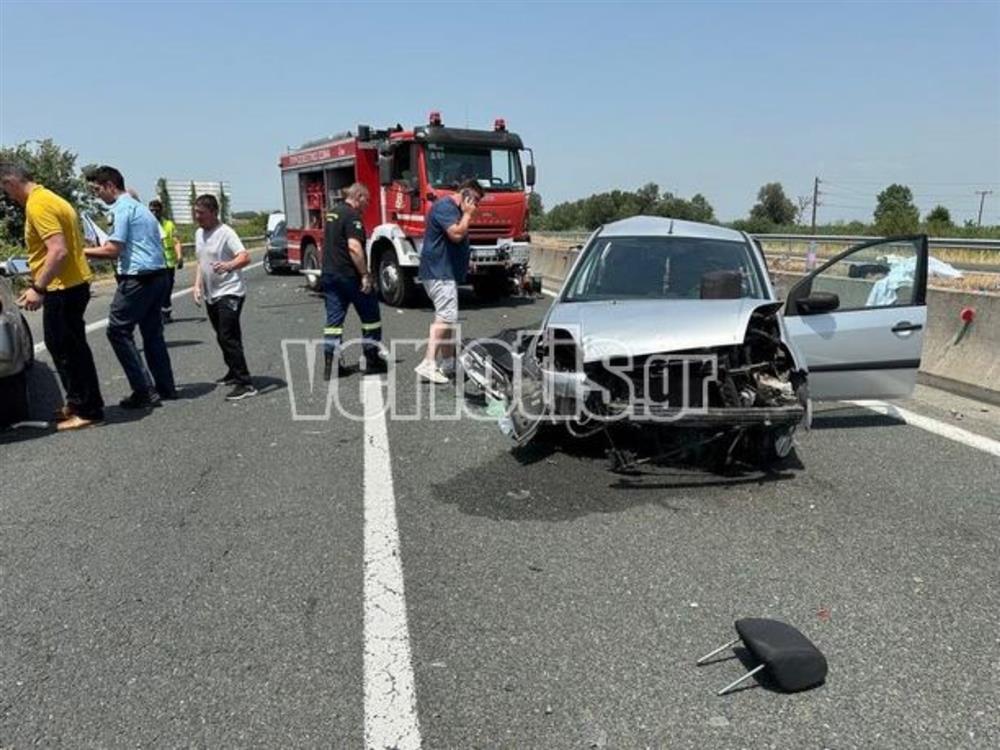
<box><xmin>564</xmin><ymin>235</ymin><xmax>766</xmax><ymax>302</ymax></box>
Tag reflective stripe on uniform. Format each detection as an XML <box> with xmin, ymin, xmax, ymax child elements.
<box><xmin>324</xmin><ymin>326</ymin><xmax>343</xmax><ymax>335</ymax></box>
<box><xmin>361</xmin><ymin>321</ymin><xmax>382</xmax><ymax>332</ymax></box>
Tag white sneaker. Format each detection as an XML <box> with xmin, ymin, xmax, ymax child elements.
<box><xmin>415</xmin><ymin>360</ymin><xmax>448</xmax><ymax>384</ymax></box>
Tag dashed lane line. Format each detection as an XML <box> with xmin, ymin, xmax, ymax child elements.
<box><xmin>362</xmin><ymin>375</ymin><xmax>422</xmax><ymax>750</ymax></box>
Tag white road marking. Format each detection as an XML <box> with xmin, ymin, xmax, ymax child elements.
<box><xmin>32</xmin><ymin>260</ymin><xmax>264</xmax><ymax>355</ymax></box>
<box><xmin>849</xmin><ymin>400</ymin><xmax>1000</xmax><ymax>459</ymax></box>
<box><xmin>362</xmin><ymin>376</ymin><xmax>422</xmax><ymax>750</ymax></box>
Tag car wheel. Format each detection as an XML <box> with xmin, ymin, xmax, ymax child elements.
<box><xmin>755</xmin><ymin>426</ymin><xmax>797</xmax><ymax>467</ymax></box>
<box><xmin>302</xmin><ymin>243</ymin><xmax>321</xmax><ymax>292</ymax></box>
<box><xmin>378</xmin><ymin>248</ymin><xmax>414</xmax><ymax>307</ymax></box>
<box><xmin>0</xmin><ymin>370</ymin><xmax>29</xmax><ymax>428</ymax></box>
<box><xmin>472</xmin><ymin>272</ymin><xmax>509</xmax><ymax>301</ymax></box>
<box><xmin>21</xmin><ymin>314</ymin><xmax>34</xmax><ymax>368</ymax></box>
<box><xmin>263</xmin><ymin>253</ymin><xmax>275</xmax><ymax>275</ymax></box>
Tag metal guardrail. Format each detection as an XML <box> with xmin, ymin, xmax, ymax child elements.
<box><xmin>534</xmin><ymin>230</ymin><xmax>1000</xmax><ymax>251</ymax></box>
<box><xmin>178</xmin><ymin>235</ymin><xmax>265</xmax><ymax>253</ymax></box>
<box><xmin>755</xmin><ymin>233</ymin><xmax>1000</xmax><ymax>250</ymax></box>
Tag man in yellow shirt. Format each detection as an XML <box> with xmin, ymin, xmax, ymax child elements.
<box><xmin>0</xmin><ymin>162</ymin><xmax>105</xmax><ymax>430</ymax></box>
<box><xmin>149</xmin><ymin>199</ymin><xmax>183</xmax><ymax>323</ymax></box>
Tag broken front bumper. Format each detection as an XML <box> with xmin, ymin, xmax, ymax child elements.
<box><xmin>612</xmin><ymin>403</ymin><xmax>805</xmax><ymax>427</ymax></box>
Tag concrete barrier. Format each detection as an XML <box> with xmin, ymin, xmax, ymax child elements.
<box><xmin>534</xmin><ymin>245</ymin><xmax>1000</xmax><ymax>402</ymax></box>
<box><xmin>530</xmin><ymin>245</ymin><xmax>580</xmax><ymax>293</ymax></box>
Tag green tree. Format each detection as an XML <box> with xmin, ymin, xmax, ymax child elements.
<box><xmin>155</xmin><ymin>177</ymin><xmax>173</xmax><ymax>220</ymax></box>
<box><xmin>527</xmin><ymin>192</ymin><xmax>544</xmax><ymax>229</ymax></box>
<box><xmin>544</xmin><ymin>200</ymin><xmax>583</xmax><ymax>230</ymax></box>
<box><xmin>582</xmin><ymin>192</ymin><xmax>617</xmax><ymax>229</ymax></box>
<box><xmin>655</xmin><ymin>192</ymin><xmax>716</xmax><ymax>222</ymax></box>
<box><xmin>634</xmin><ymin>182</ymin><xmax>660</xmax><ymax>214</ymax></box>
<box><xmin>689</xmin><ymin>194</ymin><xmax>716</xmax><ymax>223</ymax></box>
<box><xmin>189</xmin><ymin>181</ymin><xmax>197</xmax><ymax>222</ymax></box>
<box><xmin>0</xmin><ymin>139</ymin><xmax>91</xmax><ymax>247</ymax></box>
<box><xmin>749</xmin><ymin>182</ymin><xmax>796</xmax><ymax>226</ymax></box>
<box><xmin>925</xmin><ymin>205</ymin><xmax>952</xmax><ymax>235</ymax></box>
<box><xmin>874</xmin><ymin>184</ymin><xmax>920</xmax><ymax>234</ymax></box>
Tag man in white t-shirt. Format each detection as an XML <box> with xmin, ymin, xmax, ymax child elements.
<box><xmin>192</xmin><ymin>194</ymin><xmax>256</xmax><ymax>400</ymax></box>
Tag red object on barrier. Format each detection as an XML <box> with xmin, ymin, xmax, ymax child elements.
<box><xmin>960</xmin><ymin>307</ymin><xmax>975</xmax><ymax>323</ymax></box>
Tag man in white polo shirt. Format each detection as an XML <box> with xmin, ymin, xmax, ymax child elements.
<box><xmin>192</xmin><ymin>193</ymin><xmax>256</xmax><ymax>400</ymax></box>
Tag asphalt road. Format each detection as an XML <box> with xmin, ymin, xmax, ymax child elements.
<box><xmin>2</xmin><ymin>265</ymin><xmax>998</xmax><ymax>749</ymax></box>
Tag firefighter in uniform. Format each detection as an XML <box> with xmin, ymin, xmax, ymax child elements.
<box><xmin>321</xmin><ymin>182</ymin><xmax>386</xmax><ymax>379</ymax></box>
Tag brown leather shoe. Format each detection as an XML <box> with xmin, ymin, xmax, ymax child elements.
<box><xmin>53</xmin><ymin>405</ymin><xmax>76</xmax><ymax>422</ymax></box>
<box><xmin>55</xmin><ymin>415</ymin><xmax>102</xmax><ymax>432</ymax></box>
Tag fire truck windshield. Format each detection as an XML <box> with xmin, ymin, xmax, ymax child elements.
<box><xmin>425</xmin><ymin>144</ymin><xmax>524</xmax><ymax>191</ymax></box>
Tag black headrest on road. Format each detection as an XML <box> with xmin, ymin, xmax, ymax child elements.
<box><xmin>734</xmin><ymin>617</ymin><xmax>828</xmax><ymax>692</ymax></box>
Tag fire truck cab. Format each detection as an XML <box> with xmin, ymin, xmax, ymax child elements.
<box><xmin>278</xmin><ymin>112</ymin><xmax>538</xmax><ymax>306</ymax></box>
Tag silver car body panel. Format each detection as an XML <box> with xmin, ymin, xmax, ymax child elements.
<box><xmin>0</xmin><ymin>276</ymin><xmax>32</xmax><ymax>379</ymax></box>
<box><xmin>784</xmin><ymin>304</ymin><xmax>926</xmax><ymax>400</ymax></box>
<box><xmin>544</xmin><ymin>298</ymin><xmax>787</xmax><ymax>363</ymax></box>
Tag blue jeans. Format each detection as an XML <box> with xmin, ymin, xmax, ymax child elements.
<box><xmin>107</xmin><ymin>272</ymin><xmax>176</xmax><ymax>395</ymax></box>
<box><xmin>322</xmin><ymin>273</ymin><xmax>382</xmax><ymax>358</ymax></box>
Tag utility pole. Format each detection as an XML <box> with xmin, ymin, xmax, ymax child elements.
<box><xmin>975</xmin><ymin>190</ymin><xmax>993</xmax><ymax>227</ymax></box>
<box><xmin>810</xmin><ymin>176</ymin><xmax>820</xmax><ymax>232</ymax></box>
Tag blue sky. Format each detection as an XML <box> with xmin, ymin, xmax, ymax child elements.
<box><xmin>2</xmin><ymin>0</ymin><xmax>998</xmax><ymax>223</ymax></box>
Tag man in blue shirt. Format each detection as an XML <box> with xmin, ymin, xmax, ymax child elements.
<box><xmin>85</xmin><ymin>165</ymin><xmax>177</xmax><ymax>408</ymax></box>
<box><xmin>415</xmin><ymin>179</ymin><xmax>483</xmax><ymax>383</ymax></box>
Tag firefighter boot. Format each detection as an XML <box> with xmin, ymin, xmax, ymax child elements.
<box><xmin>324</xmin><ymin>351</ymin><xmax>353</xmax><ymax>380</ymax></box>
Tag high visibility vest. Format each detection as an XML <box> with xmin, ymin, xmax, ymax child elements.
<box><xmin>160</xmin><ymin>218</ymin><xmax>178</xmax><ymax>268</ymax></box>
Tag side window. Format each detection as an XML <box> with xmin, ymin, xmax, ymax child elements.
<box><xmin>391</xmin><ymin>146</ymin><xmax>413</xmax><ymax>186</ymax></box>
<box><xmin>805</xmin><ymin>237</ymin><xmax>924</xmax><ymax>310</ymax></box>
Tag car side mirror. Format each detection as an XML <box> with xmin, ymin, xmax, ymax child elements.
<box><xmin>525</xmin><ymin>164</ymin><xmax>536</xmax><ymax>186</ymax></box>
<box><xmin>797</xmin><ymin>291</ymin><xmax>840</xmax><ymax>315</ymax></box>
<box><xmin>378</xmin><ymin>157</ymin><xmax>393</xmax><ymax>187</ymax></box>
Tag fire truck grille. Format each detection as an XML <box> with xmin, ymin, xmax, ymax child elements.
<box><xmin>469</xmin><ymin>223</ymin><xmax>513</xmax><ymax>241</ymax></box>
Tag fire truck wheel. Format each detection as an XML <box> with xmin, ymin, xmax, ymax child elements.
<box><xmin>378</xmin><ymin>248</ymin><xmax>414</xmax><ymax>307</ymax></box>
<box><xmin>472</xmin><ymin>273</ymin><xmax>509</xmax><ymax>301</ymax></box>
<box><xmin>302</xmin><ymin>243</ymin><xmax>321</xmax><ymax>291</ymax></box>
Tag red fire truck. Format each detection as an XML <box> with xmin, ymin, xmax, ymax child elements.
<box><xmin>278</xmin><ymin>112</ymin><xmax>538</xmax><ymax>306</ymax></box>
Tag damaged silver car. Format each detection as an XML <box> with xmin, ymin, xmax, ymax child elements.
<box><xmin>461</xmin><ymin>216</ymin><xmax>929</xmax><ymax>467</ymax></box>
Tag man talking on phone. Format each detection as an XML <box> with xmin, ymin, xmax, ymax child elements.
<box><xmin>415</xmin><ymin>179</ymin><xmax>483</xmax><ymax>383</ymax></box>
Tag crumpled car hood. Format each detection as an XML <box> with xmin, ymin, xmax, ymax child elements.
<box><xmin>545</xmin><ymin>298</ymin><xmax>784</xmax><ymax>362</ymax></box>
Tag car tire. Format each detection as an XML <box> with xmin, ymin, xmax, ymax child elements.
<box><xmin>378</xmin><ymin>248</ymin><xmax>415</xmax><ymax>307</ymax></box>
<box><xmin>21</xmin><ymin>314</ymin><xmax>34</xmax><ymax>368</ymax></box>
<box><xmin>756</xmin><ymin>426</ymin><xmax>797</xmax><ymax>467</ymax></box>
<box><xmin>472</xmin><ymin>273</ymin><xmax>509</xmax><ymax>301</ymax></box>
<box><xmin>0</xmin><ymin>369</ymin><xmax>29</xmax><ymax>428</ymax></box>
<box><xmin>263</xmin><ymin>253</ymin><xmax>275</xmax><ymax>275</ymax></box>
<box><xmin>301</xmin><ymin>243</ymin><xmax>321</xmax><ymax>292</ymax></box>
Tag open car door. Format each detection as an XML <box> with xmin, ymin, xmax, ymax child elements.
<box><xmin>784</xmin><ymin>235</ymin><xmax>928</xmax><ymax>401</ymax></box>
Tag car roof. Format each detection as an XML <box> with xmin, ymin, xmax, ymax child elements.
<box><xmin>598</xmin><ymin>215</ymin><xmax>746</xmax><ymax>242</ymax></box>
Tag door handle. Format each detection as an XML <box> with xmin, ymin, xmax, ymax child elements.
<box><xmin>891</xmin><ymin>321</ymin><xmax>923</xmax><ymax>333</ymax></box>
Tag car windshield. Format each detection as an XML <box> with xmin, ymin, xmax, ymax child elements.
<box><xmin>425</xmin><ymin>144</ymin><xmax>523</xmax><ymax>190</ymax></box>
<box><xmin>564</xmin><ymin>235</ymin><xmax>766</xmax><ymax>302</ymax></box>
